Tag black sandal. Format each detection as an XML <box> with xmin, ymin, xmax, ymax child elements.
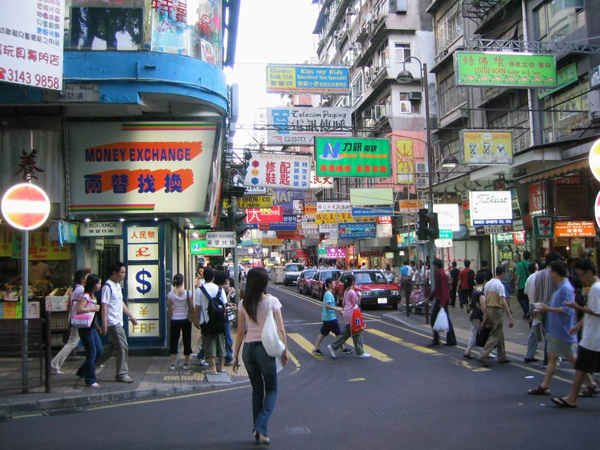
<box><xmin>579</xmin><ymin>386</ymin><xmax>598</xmax><ymax>398</ymax></box>
<box><xmin>528</xmin><ymin>385</ymin><xmax>550</xmax><ymax>395</ymax></box>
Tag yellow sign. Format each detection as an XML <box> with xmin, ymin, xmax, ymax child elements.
<box><xmin>223</xmin><ymin>195</ymin><xmax>274</xmax><ymax>209</ymax></box>
<box><xmin>304</xmin><ymin>205</ymin><xmax>317</xmax><ymax>215</ymax></box>
<box><xmin>337</xmin><ymin>212</ymin><xmax>377</xmax><ymax>223</ymax></box>
<box><xmin>10</xmin><ymin>232</ymin><xmax>71</xmax><ymax>260</ymax></box>
<box><xmin>399</xmin><ymin>200</ymin><xmax>424</xmax><ymax>213</ymax></box>
<box><xmin>129</xmin><ymin>320</ymin><xmax>160</xmax><ymax>337</ymax></box>
<box><xmin>460</xmin><ymin>130</ymin><xmax>514</xmax><ymax>165</ymax></box>
<box><xmin>316</xmin><ymin>212</ymin><xmax>338</xmax><ymax>225</ymax></box>
<box><xmin>261</xmin><ymin>238</ymin><xmax>285</xmax><ymax>246</ymax></box>
<box><xmin>128</xmin><ymin>302</ymin><xmax>159</xmax><ymax>320</ymax></box>
<box><xmin>396</xmin><ymin>140</ymin><xmax>414</xmax><ymax>185</ymax></box>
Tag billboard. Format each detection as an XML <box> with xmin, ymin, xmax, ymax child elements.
<box><xmin>69</xmin><ymin>122</ymin><xmax>218</xmax><ymax>214</ymax></box>
<box><xmin>310</xmin><ymin>171</ymin><xmax>335</xmax><ymax>189</ymax></box>
<box><xmin>245</xmin><ymin>207</ymin><xmax>283</xmax><ymax>224</ymax></box>
<box><xmin>339</xmin><ymin>223</ymin><xmax>377</xmax><ymax>239</ymax></box>
<box><xmin>396</xmin><ymin>139</ymin><xmax>415</xmax><ymax>185</ymax></box>
<box><xmin>469</xmin><ymin>191</ymin><xmax>513</xmax><ymax>226</ymax></box>
<box><xmin>267</xmin><ymin>107</ymin><xmax>352</xmax><ymax>145</ymax></box>
<box><xmin>266</xmin><ymin>65</ymin><xmax>350</xmax><ymax>94</ymax></box>
<box><xmin>350</xmin><ymin>188</ymin><xmax>394</xmax><ymax>206</ymax></box>
<box><xmin>315</xmin><ymin>137</ymin><xmax>391</xmax><ymax>178</ymax></box>
<box><xmin>244</xmin><ymin>153</ymin><xmax>311</xmax><ymax>190</ymax></box>
<box><xmin>433</xmin><ymin>204</ymin><xmax>460</xmax><ymax>232</ymax></box>
<box><xmin>0</xmin><ymin>0</ymin><xmax>65</xmax><ymax>91</ymax></box>
<box><xmin>460</xmin><ymin>130</ymin><xmax>514</xmax><ymax>165</ymax></box>
<box><xmin>455</xmin><ymin>51</ymin><xmax>557</xmax><ymax>88</ymax></box>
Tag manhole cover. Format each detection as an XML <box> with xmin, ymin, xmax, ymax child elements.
<box><xmin>287</xmin><ymin>427</ymin><xmax>310</xmax><ymax>435</ymax></box>
<box><xmin>370</xmin><ymin>406</ymin><xmax>427</xmax><ymax>419</ymax></box>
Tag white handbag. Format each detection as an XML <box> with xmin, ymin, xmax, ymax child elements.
<box><xmin>261</xmin><ymin>295</ymin><xmax>285</xmax><ymax>357</ymax></box>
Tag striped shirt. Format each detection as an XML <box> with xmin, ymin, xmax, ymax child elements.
<box><xmin>534</xmin><ymin>268</ymin><xmax>556</xmax><ymax>305</ymax></box>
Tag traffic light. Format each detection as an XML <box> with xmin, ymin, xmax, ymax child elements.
<box><xmin>416</xmin><ymin>209</ymin><xmax>439</xmax><ymax>240</ymax></box>
<box><xmin>227</xmin><ymin>207</ymin><xmax>247</xmax><ymax>243</ymax></box>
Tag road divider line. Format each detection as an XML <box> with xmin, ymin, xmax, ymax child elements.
<box><xmin>361</xmin><ymin>344</ymin><xmax>393</xmax><ymax>362</ymax></box>
<box><xmin>286</xmin><ymin>348</ymin><xmax>301</xmax><ymax>368</ymax></box>
<box><xmin>288</xmin><ymin>333</ymin><xmax>324</xmax><ymax>359</ymax></box>
<box><xmin>365</xmin><ymin>329</ymin><xmax>441</xmax><ymax>356</ymax></box>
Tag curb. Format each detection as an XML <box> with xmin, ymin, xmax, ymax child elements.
<box><xmin>0</xmin><ymin>379</ymin><xmax>250</xmax><ymax>418</ymax></box>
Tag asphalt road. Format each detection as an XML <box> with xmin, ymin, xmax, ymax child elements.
<box><xmin>1</xmin><ymin>284</ymin><xmax>599</xmax><ymax>450</ymax></box>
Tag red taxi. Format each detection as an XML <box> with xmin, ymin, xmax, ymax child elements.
<box><xmin>334</xmin><ymin>270</ymin><xmax>401</xmax><ymax>309</ymax></box>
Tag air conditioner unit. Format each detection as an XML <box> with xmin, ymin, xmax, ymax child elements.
<box><xmin>399</xmin><ymin>100</ymin><xmax>412</xmax><ymax>113</ymax></box>
<box><xmin>390</xmin><ymin>0</ymin><xmax>408</xmax><ymax>13</ymax></box>
<box><xmin>588</xmin><ymin>89</ymin><xmax>600</xmax><ymax>123</ymax></box>
<box><xmin>409</xmin><ymin>91</ymin><xmax>422</xmax><ymax>101</ymax></box>
<box><xmin>416</xmin><ymin>177</ymin><xmax>429</xmax><ymax>189</ymax></box>
<box><xmin>374</xmin><ymin>104</ymin><xmax>387</xmax><ymax>121</ymax></box>
<box><xmin>415</xmin><ymin>162</ymin><xmax>429</xmax><ymax>174</ymax></box>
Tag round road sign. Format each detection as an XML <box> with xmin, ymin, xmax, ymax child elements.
<box><xmin>1</xmin><ymin>183</ymin><xmax>51</xmax><ymax>231</ymax></box>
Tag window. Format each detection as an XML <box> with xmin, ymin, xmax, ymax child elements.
<box><xmin>435</xmin><ymin>3</ymin><xmax>463</xmax><ymax>54</ymax></box>
<box><xmin>438</xmin><ymin>74</ymin><xmax>467</xmax><ymax>117</ymax></box>
<box><xmin>488</xmin><ymin>105</ymin><xmax>530</xmax><ymax>154</ymax></box>
<box><xmin>351</xmin><ymin>72</ymin><xmax>364</xmax><ymax>105</ymax></box>
<box><xmin>534</xmin><ymin>0</ymin><xmax>585</xmax><ymax>42</ymax></box>
<box><xmin>394</xmin><ymin>44</ymin><xmax>411</xmax><ymax>63</ymax></box>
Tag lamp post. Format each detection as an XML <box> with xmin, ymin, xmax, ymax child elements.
<box><xmin>397</xmin><ymin>56</ymin><xmax>436</xmax><ymax>293</ymax></box>
<box><xmin>433</xmin><ymin>140</ymin><xmax>459</xmax><ymax>169</ymax></box>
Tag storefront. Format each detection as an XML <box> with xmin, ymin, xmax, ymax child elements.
<box><xmin>493</xmin><ymin>231</ymin><xmax>529</xmax><ymax>267</ymax></box>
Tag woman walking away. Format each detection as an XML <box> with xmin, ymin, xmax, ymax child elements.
<box><xmin>233</xmin><ymin>267</ymin><xmax>288</xmax><ymax>445</ymax></box>
<box><xmin>51</xmin><ymin>270</ymin><xmax>87</xmax><ymax>374</ymax></box>
<box><xmin>464</xmin><ymin>273</ymin><xmax>487</xmax><ymax>359</ymax></box>
<box><xmin>75</xmin><ymin>274</ymin><xmax>103</xmax><ymax>388</ymax></box>
<box><xmin>327</xmin><ymin>275</ymin><xmax>371</xmax><ymax>359</ymax></box>
<box><xmin>167</xmin><ymin>274</ymin><xmax>193</xmax><ymax>370</ymax></box>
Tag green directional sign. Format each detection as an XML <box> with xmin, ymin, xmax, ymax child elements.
<box><xmin>439</xmin><ymin>230</ymin><xmax>453</xmax><ymax>239</ymax></box>
<box><xmin>315</xmin><ymin>137</ymin><xmax>391</xmax><ymax>178</ymax></box>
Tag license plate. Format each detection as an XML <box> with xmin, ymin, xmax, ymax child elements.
<box><xmin>377</xmin><ymin>298</ymin><xmax>388</xmax><ymax>304</ymax></box>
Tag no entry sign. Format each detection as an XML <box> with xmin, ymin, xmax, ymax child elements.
<box><xmin>1</xmin><ymin>183</ymin><xmax>50</xmax><ymax>230</ymax></box>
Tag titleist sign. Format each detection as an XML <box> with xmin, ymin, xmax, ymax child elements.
<box><xmin>469</xmin><ymin>191</ymin><xmax>513</xmax><ymax>226</ymax></box>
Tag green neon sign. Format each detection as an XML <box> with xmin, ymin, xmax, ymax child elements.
<box><xmin>189</xmin><ymin>239</ymin><xmax>223</xmax><ymax>256</ymax></box>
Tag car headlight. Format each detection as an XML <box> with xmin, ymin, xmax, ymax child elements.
<box><xmin>392</xmin><ymin>290</ymin><xmax>400</xmax><ymax>296</ymax></box>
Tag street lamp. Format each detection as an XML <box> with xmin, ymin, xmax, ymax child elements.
<box><xmin>433</xmin><ymin>140</ymin><xmax>459</xmax><ymax>169</ymax></box>
<box><xmin>397</xmin><ymin>56</ymin><xmax>436</xmax><ymax>295</ymax></box>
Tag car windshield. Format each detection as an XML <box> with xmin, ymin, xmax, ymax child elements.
<box><xmin>305</xmin><ymin>270</ymin><xmax>316</xmax><ymax>278</ymax></box>
<box><xmin>287</xmin><ymin>264</ymin><xmax>304</xmax><ymax>272</ymax></box>
<box><xmin>321</xmin><ymin>270</ymin><xmax>340</xmax><ymax>280</ymax></box>
<box><xmin>354</xmin><ymin>272</ymin><xmax>389</xmax><ymax>284</ymax></box>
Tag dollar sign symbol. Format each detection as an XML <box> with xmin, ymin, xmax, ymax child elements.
<box><xmin>136</xmin><ymin>269</ymin><xmax>152</xmax><ymax>295</ymax></box>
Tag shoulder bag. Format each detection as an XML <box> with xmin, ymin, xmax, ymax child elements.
<box><xmin>261</xmin><ymin>295</ymin><xmax>285</xmax><ymax>357</ymax></box>
<box><xmin>71</xmin><ymin>294</ymin><xmax>96</xmax><ymax>328</ymax></box>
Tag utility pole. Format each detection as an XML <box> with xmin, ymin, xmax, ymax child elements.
<box><xmin>232</xmin><ymin>196</ymin><xmax>240</xmax><ymax>306</ymax></box>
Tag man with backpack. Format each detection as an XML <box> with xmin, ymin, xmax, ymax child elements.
<box><xmin>194</xmin><ymin>268</ymin><xmax>228</xmax><ymax>375</ymax></box>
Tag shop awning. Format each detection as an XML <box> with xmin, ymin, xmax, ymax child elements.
<box><xmin>515</xmin><ymin>157</ymin><xmax>589</xmax><ymax>184</ymax></box>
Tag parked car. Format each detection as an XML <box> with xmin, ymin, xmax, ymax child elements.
<box><xmin>309</xmin><ymin>269</ymin><xmax>342</xmax><ymax>300</ymax></box>
<box><xmin>334</xmin><ymin>270</ymin><xmax>401</xmax><ymax>309</ymax></box>
<box><xmin>297</xmin><ymin>269</ymin><xmax>317</xmax><ymax>294</ymax></box>
<box><xmin>284</xmin><ymin>263</ymin><xmax>305</xmax><ymax>286</ymax></box>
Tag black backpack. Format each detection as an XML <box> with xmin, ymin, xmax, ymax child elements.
<box><xmin>199</xmin><ymin>286</ymin><xmax>226</xmax><ymax>335</ymax></box>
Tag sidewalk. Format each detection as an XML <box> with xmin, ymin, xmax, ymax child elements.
<box><xmin>0</xmin><ymin>351</ymin><xmax>249</xmax><ymax>417</ymax></box>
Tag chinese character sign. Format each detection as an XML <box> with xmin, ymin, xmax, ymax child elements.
<box><xmin>460</xmin><ymin>130</ymin><xmax>514</xmax><ymax>165</ymax></box>
<box><xmin>244</xmin><ymin>153</ymin><xmax>311</xmax><ymax>190</ymax></box>
<box><xmin>315</xmin><ymin>137</ymin><xmax>391</xmax><ymax>178</ymax></box>
<box><xmin>310</xmin><ymin>170</ymin><xmax>335</xmax><ymax>189</ymax></box>
<box><xmin>245</xmin><ymin>207</ymin><xmax>283</xmax><ymax>224</ymax></box>
<box><xmin>267</xmin><ymin>107</ymin><xmax>352</xmax><ymax>145</ymax></box>
<box><xmin>0</xmin><ymin>0</ymin><xmax>65</xmax><ymax>91</ymax></box>
<box><xmin>396</xmin><ymin>140</ymin><xmax>414</xmax><ymax>185</ymax></box>
<box><xmin>206</xmin><ymin>231</ymin><xmax>236</xmax><ymax>248</ymax></box>
<box><xmin>68</xmin><ymin>122</ymin><xmax>218</xmax><ymax>214</ymax></box>
<box><xmin>266</xmin><ymin>65</ymin><xmax>350</xmax><ymax>95</ymax></box>
<box><xmin>455</xmin><ymin>51</ymin><xmax>557</xmax><ymax>88</ymax></box>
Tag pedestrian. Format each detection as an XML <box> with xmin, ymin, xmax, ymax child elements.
<box><xmin>552</xmin><ymin>259</ymin><xmax>600</xmax><ymax>407</ymax></box>
<box><xmin>98</xmin><ymin>262</ymin><xmax>138</xmax><ymax>383</ymax></box>
<box><xmin>195</xmin><ymin>267</ymin><xmax>228</xmax><ymax>375</ymax></box>
<box><xmin>516</xmin><ymin>251</ymin><xmax>532</xmax><ymax>319</ymax></box>
<box><xmin>524</xmin><ymin>261</ymin><xmax>542</xmax><ymax>363</ymax></box>
<box><xmin>75</xmin><ymin>274</ymin><xmax>103</xmax><ymax>388</ymax></box>
<box><xmin>458</xmin><ymin>260</ymin><xmax>475</xmax><ymax>311</ymax></box>
<box><xmin>449</xmin><ymin>261</ymin><xmax>460</xmax><ymax>307</ymax></box>
<box><xmin>167</xmin><ymin>274</ymin><xmax>193</xmax><ymax>371</ymax></box>
<box><xmin>327</xmin><ymin>275</ymin><xmax>371</xmax><ymax>358</ymax></box>
<box><xmin>215</xmin><ymin>270</ymin><xmax>237</xmax><ymax>366</ymax></box>
<box><xmin>384</xmin><ymin>264</ymin><xmax>394</xmax><ymax>282</ymax></box>
<box><xmin>51</xmin><ymin>269</ymin><xmax>87</xmax><ymax>374</ymax></box>
<box><xmin>233</xmin><ymin>267</ymin><xmax>288</xmax><ymax>445</ymax></box>
<box><xmin>400</xmin><ymin>260</ymin><xmax>414</xmax><ymax>309</ymax></box>
<box><xmin>428</xmin><ymin>259</ymin><xmax>457</xmax><ymax>346</ymax></box>
<box><xmin>194</xmin><ymin>266</ymin><xmax>205</xmax><ymax>289</ymax></box>
<box><xmin>502</xmin><ymin>261</ymin><xmax>514</xmax><ymax>313</ymax></box>
<box><xmin>477</xmin><ymin>265</ymin><xmax>514</xmax><ymax>367</ymax></box>
<box><xmin>528</xmin><ymin>261</ymin><xmax>582</xmax><ymax>395</ymax></box>
<box><xmin>312</xmin><ymin>278</ymin><xmax>352</xmax><ymax>356</ymax></box>
<box><xmin>477</xmin><ymin>260</ymin><xmax>493</xmax><ymax>282</ymax></box>
<box><xmin>464</xmin><ymin>272</ymin><xmax>486</xmax><ymax>359</ymax></box>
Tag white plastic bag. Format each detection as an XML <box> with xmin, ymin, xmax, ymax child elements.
<box><xmin>433</xmin><ymin>307</ymin><xmax>450</xmax><ymax>332</ymax></box>
<box><xmin>261</xmin><ymin>296</ymin><xmax>285</xmax><ymax>357</ymax></box>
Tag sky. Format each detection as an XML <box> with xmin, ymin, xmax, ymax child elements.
<box><xmin>226</xmin><ymin>0</ymin><xmax>319</xmax><ymax>149</ymax></box>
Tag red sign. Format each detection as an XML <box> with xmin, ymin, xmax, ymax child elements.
<box><xmin>245</xmin><ymin>206</ymin><xmax>283</xmax><ymax>224</ymax></box>
<box><xmin>554</xmin><ymin>221</ymin><xmax>596</xmax><ymax>238</ymax></box>
<box><xmin>291</xmin><ymin>249</ymin><xmax>310</xmax><ymax>259</ymax></box>
<box><xmin>377</xmin><ymin>216</ymin><xmax>393</xmax><ymax>224</ymax></box>
<box><xmin>528</xmin><ymin>183</ymin><xmax>544</xmax><ymax>215</ymax></box>
<box><xmin>1</xmin><ymin>183</ymin><xmax>50</xmax><ymax>231</ymax></box>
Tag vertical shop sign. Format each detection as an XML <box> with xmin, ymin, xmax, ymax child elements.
<box><xmin>396</xmin><ymin>140</ymin><xmax>414</xmax><ymax>184</ymax></box>
<box><xmin>244</xmin><ymin>153</ymin><xmax>311</xmax><ymax>189</ymax></box>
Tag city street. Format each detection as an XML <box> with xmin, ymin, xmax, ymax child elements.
<box><xmin>1</xmin><ymin>285</ymin><xmax>598</xmax><ymax>450</ymax></box>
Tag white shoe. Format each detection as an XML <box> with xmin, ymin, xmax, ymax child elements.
<box><xmin>51</xmin><ymin>368</ymin><xmax>62</xmax><ymax>375</ymax></box>
<box><xmin>327</xmin><ymin>345</ymin><xmax>337</xmax><ymax>359</ymax></box>
<box><xmin>181</xmin><ymin>364</ymin><xmax>190</xmax><ymax>371</ymax></box>
<box><xmin>489</xmin><ymin>353</ymin><xmax>497</xmax><ymax>359</ymax></box>
<box><xmin>356</xmin><ymin>353</ymin><xmax>371</xmax><ymax>358</ymax></box>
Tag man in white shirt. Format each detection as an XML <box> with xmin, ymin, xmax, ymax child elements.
<box><xmin>99</xmin><ymin>262</ymin><xmax>138</xmax><ymax>383</ymax></box>
<box><xmin>194</xmin><ymin>268</ymin><xmax>228</xmax><ymax>375</ymax></box>
<box><xmin>524</xmin><ymin>262</ymin><xmax>541</xmax><ymax>363</ymax></box>
<box><xmin>553</xmin><ymin>259</ymin><xmax>600</xmax><ymax>407</ymax></box>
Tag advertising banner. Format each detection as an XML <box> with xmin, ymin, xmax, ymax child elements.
<box><xmin>0</xmin><ymin>0</ymin><xmax>65</xmax><ymax>91</ymax></box>
<box><xmin>435</xmin><ymin>239</ymin><xmax>453</xmax><ymax>248</ymax></box>
<box><xmin>69</xmin><ymin>122</ymin><xmax>218</xmax><ymax>214</ymax></box>
<box><xmin>206</xmin><ymin>232</ymin><xmax>236</xmax><ymax>248</ymax></box>
<box><xmin>267</xmin><ymin>107</ymin><xmax>352</xmax><ymax>145</ymax></box>
<box><xmin>326</xmin><ymin>247</ymin><xmax>347</xmax><ymax>258</ymax></box>
<box><xmin>319</xmin><ymin>224</ymin><xmax>338</xmax><ymax>233</ymax></box>
<box><xmin>244</xmin><ymin>153</ymin><xmax>311</xmax><ymax>189</ymax></box>
<box><xmin>265</xmin><ymin>215</ymin><xmax>298</xmax><ymax>231</ymax></box>
<box><xmin>396</xmin><ymin>139</ymin><xmax>415</xmax><ymax>185</ymax></box>
<box><xmin>337</xmin><ymin>213</ymin><xmax>379</xmax><ymax>224</ymax></box>
<box><xmin>189</xmin><ymin>239</ymin><xmax>223</xmax><ymax>256</ymax></box>
<box><xmin>261</xmin><ymin>238</ymin><xmax>284</xmax><ymax>246</ymax></box>
<box><xmin>317</xmin><ymin>201</ymin><xmax>351</xmax><ymax>213</ymax></box>
<box><xmin>460</xmin><ymin>130</ymin><xmax>514</xmax><ymax>165</ymax></box>
<box><xmin>538</xmin><ymin>63</ymin><xmax>578</xmax><ymax>99</ymax></box>
<box><xmin>223</xmin><ymin>195</ymin><xmax>274</xmax><ymax>209</ymax></box>
<box><xmin>315</xmin><ymin>137</ymin><xmax>391</xmax><ymax>178</ymax></box>
<box><xmin>455</xmin><ymin>51</ymin><xmax>557</xmax><ymax>88</ymax></box>
<box><xmin>376</xmin><ymin>223</ymin><xmax>393</xmax><ymax>238</ymax></box>
<box><xmin>399</xmin><ymin>200</ymin><xmax>424</xmax><ymax>214</ymax></box>
<box><xmin>352</xmin><ymin>207</ymin><xmax>394</xmax><ymax>217</ymax></box>
<box><xmin>350</xmin><ymin>188</ymin><xmax>393</xmax><ymax>206</ymax></box>
<box><xmin>469</xmin><ymin>191</ymin><xmax>513</xmax><ymax>226</ymax></box>
<box><xmin>266</xmin><ymin>65</ymin><xmax>350</xmax><ymax>94</ymax></box>
<box><xmin>245</xmin><ymin>206</ymin><xmax>283</xmax><ymax>224</ymax></box>
<box><xmin>339</xmin><ymin>223</ymin><xmax>377</xmax><ymax>239</ymax></box>
<box><xmin>433</xmin><ymin>204</ymin><xmax>460</xmax><ymax>232</ymax></box>
<box><xmin>554</xmin><ymin>221</ymin><xmax>596</xmax><ymax>238</ymax></box>
<box><xmin>310</xmin><ymin>171</ymin><xmax>335</xmax><ymax>189</ymax></box>
<box><xmin>80</xmin><ymin>221</ymin><xmax>123</xmax><ymax>237</ymax></box>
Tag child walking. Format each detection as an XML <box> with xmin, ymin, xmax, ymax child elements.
<box><xmin>312</xmin><ymin>278</ymin><xmax>352</xmax><ymax>356</ymax></box>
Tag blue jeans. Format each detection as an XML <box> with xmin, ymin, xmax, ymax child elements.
<box><xmin>243</xmin><ymin>342</ymin><xmax>278</xmax><ymax>437</ymax></box>
<box><xmin>77</xmin><ymin>327</ymin><xmax>103</xmax><ymax>385</ymax></box>
<box><xmin>224</xmin><ymin>322</ymin><xmax>233</xmax><ymax>362</ymax></box>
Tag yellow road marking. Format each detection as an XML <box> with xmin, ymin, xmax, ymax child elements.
<box><xmin>286</xmin><ymin>348</ymin><xmax>301</xmax><ymax>368</ymax></box>
<box><xmin>365</xmin><ymin>329</ymin><xmax>440</xmax><ymax>355</ymax></box>
<box><xmin>361</xmin><ymin>345</ymin><xmax>393</xmax><ymax>362</ymax></box>
<box><xmin>349</xmin><ymin>378</ymin><xmax>366</xmax><ymax>382</ymax></box>
<box><xmin>288</xmin><ymin>333</ymin><xmax>324</xmax><ymax>359</ymax></box>
<box><xmin>12</xmin><ymin>413</ymin><xmax>43</xmax><ymax>420</ymax></box>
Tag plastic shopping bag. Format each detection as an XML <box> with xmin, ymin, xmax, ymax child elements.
<box><xmin>433</xmin><ymin>307</ymin><xmax>450</xmax><ymax>332</ymax></box>
<box><xmin>350</xmin><ymin>306</ymin><xmax>366</xmax><ymax>335</ymax></box>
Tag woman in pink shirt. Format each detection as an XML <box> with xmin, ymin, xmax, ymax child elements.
<box><xmin>327</xmin><ymin>275</ymin><xmax>371</xmax><ymax>359</ymax></box>
<box><xmin>233</xmin><ymin>267</ymin><xmax>288</xmax><ymax>445</ymax></box>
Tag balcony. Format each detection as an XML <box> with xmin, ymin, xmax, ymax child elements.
<box><xmin>462</xmin><ymin>0</ymin><xmax>508</xmax><ymax>23</ymax></box>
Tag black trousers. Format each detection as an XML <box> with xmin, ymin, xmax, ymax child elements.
<box><xmin>459</xmin><ymin>288</ymin><xmax>472</xmax><ymax>309</ymax></box>
<box><xmin>431</xmin><ymin>301</ymin><xmax>457</xmax><ymax>345</ymax></box>
<box><xmin>450</xmin><ymin>282</ymin><xmax>458</xmax><ymax>306</ymax></box>
<box><xmin>170</xmin><ymin>319</ymin><xmax>192</xmax><ymax>356</ymax></box>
